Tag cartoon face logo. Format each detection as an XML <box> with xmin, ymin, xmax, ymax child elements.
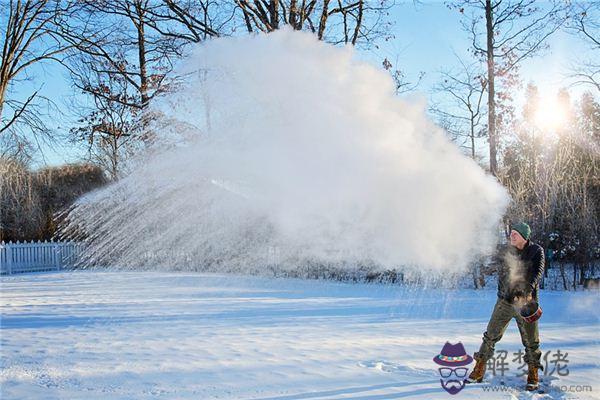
<box><xmin>433</xmin><ymin>342</ymin><xmax>473</xmax><ymax>395</ymax></box>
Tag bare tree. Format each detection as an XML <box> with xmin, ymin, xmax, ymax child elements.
<box><xmin>0</xmin><ymin>0</ymin><xmax>72</xmax><ymax>159</ymax></box>
<box><xmin>449</xmin><ymin>0</ymin><xmax>567</xmax><ymax>176</ymax></box>
<box><xmin>430</xmin><ymin>55</ymin><xmax>487</xmax><ymax>159</ymax></box>
<box><xmin>55</xmin><ymin>0</ymin><xmax>205</xmax><ymax>176</ymax></box>
<box><xmin>57</xmin><ymin>1</ymin><xmax>185</xmax><ymax>111</ymax></box>
<box><xmin>382</xmin><ymin>57</ymin><xmax>425</xmax><ymax>95</ymax></box>
<box><xmin>69</xmin><ymin>61</ymin><xmax>139</xmax><ymax>180</ymax></box>
<box><xmin>429</xmin><ymin>55</ymin><xmax>488</xmax><ymax>288</ymax></box>
<box><xmin>143</xmin><ymin>1</ymin><xmax>235</xmax><ymax>43</ymax></box>
<box><xmin>234</xmin><ymin>0</ymin><xmax>393</xmax><ymax>47</ymax></box>
<box><xmin>568</xmin><ymin>2</ymin><xmax>600</xmax><ymax>93</ymax></box>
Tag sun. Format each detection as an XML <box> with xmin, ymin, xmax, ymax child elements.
<box><xmin>533</xmin><ymin>95</ymin><xmax>568</xmax><ymax>132</ymax></box>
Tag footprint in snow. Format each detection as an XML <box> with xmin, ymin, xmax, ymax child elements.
<box><xmin>357</xmin><ymin>360</ymin><xmax>436</xmax><ymax>377</ymax></box>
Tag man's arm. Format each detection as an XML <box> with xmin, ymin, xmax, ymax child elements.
<box><xmin>489</xmin><ymin>244</ymin><xmax>506</xmax><ymax>274</ymax></box>
<box><xmin>529</xmin><ymin>246</ymin><xmax>545</xmax><ymax>290</ymax></box>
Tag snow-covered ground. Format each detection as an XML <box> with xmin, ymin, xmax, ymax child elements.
<box><xmin>1</xmin><ymin>271</ymin><xmax>599</xmax><ymax>399</ymax></box>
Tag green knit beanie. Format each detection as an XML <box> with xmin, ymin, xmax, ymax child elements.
<box><xmin>511</xmin><ymin>222</ymin><xmax>531</xmax><ymax>240</ymax></box>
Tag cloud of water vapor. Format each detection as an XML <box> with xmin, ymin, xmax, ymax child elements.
<box><xmin>61</xmin><ymin>29</ymin><xmax>509</xmax><ymax>273</ymax></box>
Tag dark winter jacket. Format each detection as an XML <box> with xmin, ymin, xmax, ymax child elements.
<box><xmin>497</xmin><ymin>240</ymin><xmax>545</xmax><ymax>303</ymax></box>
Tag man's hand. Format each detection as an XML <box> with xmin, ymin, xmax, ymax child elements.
<box><xmin>511</xmin><ymin>281</ymin><xmax>533</xmax><ymax>302</ymax></box>
<box><xmin>513</xmin><ymin>292</ymin><xmax>533</xmax><ymax>303</ymax></box>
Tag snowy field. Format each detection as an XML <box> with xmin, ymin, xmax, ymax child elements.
<box><xmin>1</xmin><ymin>271</ymin><xmax>599</xmax><ymax>400</ymax></box>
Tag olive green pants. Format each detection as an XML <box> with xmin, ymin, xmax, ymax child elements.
<box><xmin>475</xmin><ymin>297</ymin><xmax>542</xmax><ymax>368</ymax></box>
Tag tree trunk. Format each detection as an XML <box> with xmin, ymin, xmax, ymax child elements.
<box><xmin>560</xmin><ymin>262</ymin><xmax>568</xmax><ymax>290</ymax></box>
<box><xmin>351</xmin><ymin>0</ymin><xmax>363</xmax><ymax>45</ymax></box>
<box><xmin>318</xmin><ymin>0</ymin><xmax>331</xmax><ymax>40</ymax></box>
<box><xmin>478</xmin><ymin>263</ymin><xmax>486</xmax><ymax>288</ymax></box>
<box><xmin>289</xmin><ymin>0</ymin><xmax>298</xmax><ymax>29</ymax></box>
<box><xmin>580</xmin><ymin>263</ymin><xmax>587</xmax><ymax>285</ymax></box>
<box><xmin>111</xmin><ymin>135</ymin><xmax>118</xmax><ymax>181</ymax></box>
<box><xmin>136</xmin><ymin>4</ymin><xmax>149</xmax><ymax>108</ymax></box>
<box><xmin>470</xmin><ymin>114</ymin><xmax>476</xmax><ymax>159</ymax></box>
<box><xmin>0</xmin><ymin>85</ymin><xmax>6</xmax><ymax>121</ymax></box>
<box><xmin>270</xmin><ymin>0</ymin><xmax>279</xmax><ymax>30</ymax></box>
<box><xmin>485</xmin><ymin>0</ymin><xmax>497</xmax><ymax>176</ymax></box>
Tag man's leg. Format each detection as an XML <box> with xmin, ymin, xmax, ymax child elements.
<box><xmin>516</xmin><ymin>315</ymin><xmax>542</xmax><ymax>390</ymax></box>
<box><xmin>467</xmin><ymin>298</ymin><xmax>515</xmax><ymax>383</ymax></box>
<box><xmin>516</xmin><ymin>315</ymin><xmax>542</xmax><ymax>368</ymax></box>
<box><xmin>475</xmin><ymin>298</ymin><xmax>515</xmax><ymax>361</ymax></box>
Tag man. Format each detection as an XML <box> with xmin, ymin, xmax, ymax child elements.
<box><xmin>467</xmin><ymin>222</ymin><xmax>545</xmax><ymax>391</ymax></box>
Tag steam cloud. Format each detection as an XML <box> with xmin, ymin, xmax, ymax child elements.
<box><xmin>61</xmin><ymin>29</ymin><xmax>509</xmax><ymax>273</ymax></box>
<box><xmin>503</xmin><ymin>250</ymin><xmax>529</xmax><ymax>308</ymax></box>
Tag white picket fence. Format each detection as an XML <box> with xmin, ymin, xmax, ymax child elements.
<box><xmin>0</xmin><ymin>241</ymin><xmax>84</xmax><ymax>275</ymax></box>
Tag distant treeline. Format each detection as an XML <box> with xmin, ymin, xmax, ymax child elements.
<box><xmin>0</xmin><ymin>158</ymin><xmax>106</xmax><ymax>242</ymax></box>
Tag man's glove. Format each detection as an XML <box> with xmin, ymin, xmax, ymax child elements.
<box><xmin>511</xmin><ymin>287</ymin><xmax>526</xmax><ymax>299</ymax></box>
<box><xmin>510</xmin><ymin>281</ymin><xmax>533</xmax><ymax>301</ymax></box>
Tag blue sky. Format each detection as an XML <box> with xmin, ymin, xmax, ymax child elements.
<box><xmin>11</xmin><ymin>1</ymin><xmax>594</xmax><ymax>167</ymax></box>
<box><xmin>375</xmin><ymin>2</ymin><xmax>590</xmax><ymax>100</ymax></box>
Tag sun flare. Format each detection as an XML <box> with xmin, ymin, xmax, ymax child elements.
<box><xmin>534</xmin><ymin>96</ymin><xmax>568</xmax><ymax>131</ymax></box>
